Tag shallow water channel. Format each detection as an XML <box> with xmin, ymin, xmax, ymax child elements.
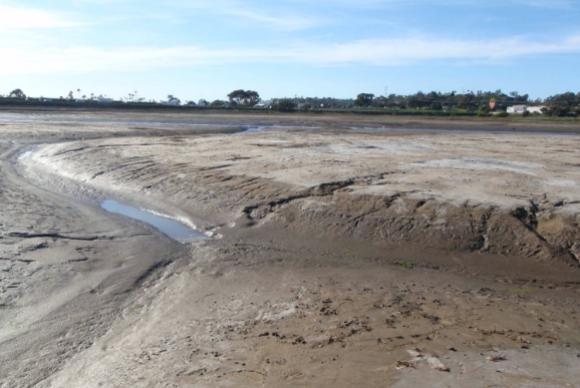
<box><xmin>101</xmin><ymin>199</ymin><xmax>206</xmax><ymax>243</ymax></box>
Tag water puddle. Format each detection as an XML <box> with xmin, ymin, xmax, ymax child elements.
<box><xmin>242</xmin><ymin>125</ymin><xmax>267</xmax><ymax>133</ymax></box>
<box><xmin>18</xmin><ymin>150</ymin><xmax>33</xmax><ymax>161</ymax></box>
<box><xmin>240</xmin><ymin>124</ymin><xmax>320</xmax><ymax>134</ymax></box>
<box><xmin>101</xmin><ymin>199</ymin><xmax>206</xmax><ymax>243</ymax></box>
<box><xmin>349</xmin><ymin>126</ymin><xmax>435</xmax><ymax>133</ymax></box>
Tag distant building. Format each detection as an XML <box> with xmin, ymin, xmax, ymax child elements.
<box><xmin>254</xmin><ymin>100</ymin><xmax>272</xmax><ymax>109</ymax></box>
<box><xmin>526</xmin><ymin>106</ymin><xmax>546</xmax><ymax>115</ymax></box>
<box><xmin>161</xmin><ymin>99</ymin><xmax>181</xmax><ymax>106</ymax></box>
<box><xmin>97</xmin><ymin>96</ymin><xmax>114</xmax><ymax>104</ymax></box>
<box><xmin>507</xmin><ymin>105</ymin><xmax>527</xmax><ymax>114</ymax></box>
<box><xmin>506</xmin><ymin>105</ymin><xmax>546</xmax><ymax>115</ymax></box>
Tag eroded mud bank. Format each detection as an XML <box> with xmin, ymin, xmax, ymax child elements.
<box><xmin>26</xmin><ymin>130</ymin><xmax>580</xmax><ymax>270</ymax></box>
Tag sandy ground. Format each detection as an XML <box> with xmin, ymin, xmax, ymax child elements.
<box><xmin>1</xmin><ymin>110</ymin><xmax>580</xmax><ymax>387</ymax></box>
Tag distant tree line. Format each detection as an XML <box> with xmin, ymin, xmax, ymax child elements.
<box><xmin>1</xmin><ymin>88</ymin><xmax>579</xmax><ymax>117</ymax></box>
<box><xmin>270</xmin><ymin>90</ymin><xmax>580</xmax><ymax>117</ymax></box>
<box><xmin>357</xmin><ymin>90</ymin><xmax>533</xmax><ymax>110</ymax></box>
<box><xmin>544</xmin><ymin>92</ymin><xmax>580</xmax><ymax>117</ymax></box>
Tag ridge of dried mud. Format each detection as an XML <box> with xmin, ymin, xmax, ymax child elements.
<box><xmin>29</xmin><ymin>130</ymin><xmax>580</xmax><ymax>270</ymax></box>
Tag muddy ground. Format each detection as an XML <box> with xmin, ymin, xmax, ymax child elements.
<box><xmin>1</xmin><ymin>109</ymin><xmax>580</xmax><ymax>387</ymax></box>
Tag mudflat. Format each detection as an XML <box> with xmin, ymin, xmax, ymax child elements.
<box><xmin>1</xmin><ymin>109</ymin><xmax>579</xmax><ymax>387</ymax></box>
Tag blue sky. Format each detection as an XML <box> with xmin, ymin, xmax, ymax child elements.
<box><xmin>0</xmin><ymin>0</ymin><xmax>579</xmax><ymax>101</ymax></box>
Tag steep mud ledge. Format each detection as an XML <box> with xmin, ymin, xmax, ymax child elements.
<box><xmin>244</xmin><ymin>186</ymin><xmax>580</xmax><ymax>266</ymax></box>
<box><xmin>24</xmin><ymin>131</ymin><xmax>580</xmax><ymax>270</ymax></box>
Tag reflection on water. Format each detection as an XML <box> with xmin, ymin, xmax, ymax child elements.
<box><xmin>0</xmin><ymin>112</ymin><xmax>242</xmax><ymax>130</ymax></box>
<box><xmin>240</xmin><ymin>124</ymin><xmax>320</xmax><ymax>133</ymax></box>
<box><xmin>101</xmin><ymin>199</ymin><xmax>205</xmax><ymax>243</ymax></box>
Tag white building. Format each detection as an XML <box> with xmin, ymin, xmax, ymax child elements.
<box><xmin>161</xmin><ymin>99</ymin><xmax>181</xmax><ymax>106</ymax></box>
<box><xmin>254</xmin><ymin>100</ymin><xmax>273</xmax><ymax>109</ymax></box>
<box><xmin>506</xmin><ymin>105</ymin><xmax>546</xmax><ymax>115</ymax></box>
<box><xmin>507</xmin><ymin>105</ymin><xmax>527</xmax><ymax>114</ymax></box>
<box><xmin>526</xmin><ymin>106</ymin><xmax>546</xmax><ymax>115</ymax></box>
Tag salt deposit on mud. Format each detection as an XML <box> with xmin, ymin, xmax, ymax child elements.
<box><xmin>1</xmin><ymin>110</ymin><xmax>579</xmax><ymax>387</ymax></box>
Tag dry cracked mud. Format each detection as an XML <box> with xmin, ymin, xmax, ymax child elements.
<box><xmin>1</xmin><ymin>109</ymin><xmax>579</xmax><ymax>387</ymax></box>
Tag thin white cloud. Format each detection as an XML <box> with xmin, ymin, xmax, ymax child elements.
<box><xmin>175</xmin><ymin>0</ymin><xmax>325</xmax><ymax>30</ymax></box>
<box><xmin>1</xmin><ymin>34</ymin><xmax>580</xmax><ymax>74</ymax></box>
<box><xmin>300</xmin><ymin>35</ymin><xmax>580</xmax><ymax>64</ymax></box>
<box><xmin>294</xmin><ymin>0</ymin><xmax>576</xmax><ymax>9</ymax></box>
<box><xmin>0</xmin><ymin>5</ymin><xmax>81</xmax><ymax>31</ymax></box>
<box><xmin>510</xmin><ymin>0</ymin><xmax>574</xmax><ymax>8</ymax></box>
<box><xmin>220</xmin><ymin>7</ymin><xmax>322</xmax><ymax>30</ymax></box>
